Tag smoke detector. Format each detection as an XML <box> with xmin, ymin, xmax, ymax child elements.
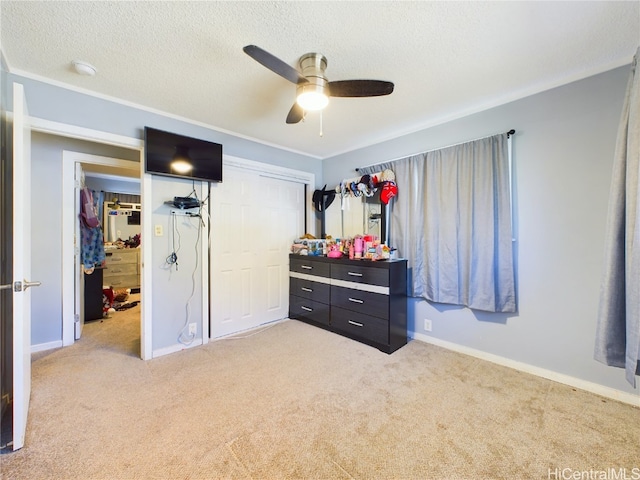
<box><xmin>72</xmin><ymin>60</ymin><xmax>96</xmax><ymax>76</ymax></box>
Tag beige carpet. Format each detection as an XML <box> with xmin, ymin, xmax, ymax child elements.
<box><xmin>2</xmin><ymin>298</ymin><xmax>639</xmax><ymax>480</ymax></box>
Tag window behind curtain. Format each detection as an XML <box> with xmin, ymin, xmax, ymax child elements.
<box><xmin>360</xmin><ymin>133</ymin><xmax>516</xmax><ymax>313</ymax></box>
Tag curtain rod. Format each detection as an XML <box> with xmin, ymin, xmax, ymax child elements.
<box><xmin>355</xmin><ymin>129</ymin><xmax>516</xmax><ymax>172</ymax></box>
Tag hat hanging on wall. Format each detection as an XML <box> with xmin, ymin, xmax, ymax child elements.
<box><xmin>312</xmin><ymin>185</ymin><xmax>336</xmax><ymax>212</ymax></box>
<box><xmin>380</xmin><ymin>182</ymin><xmax>398</xmax><ymax>205</ymax></box>
<box><xmin>380</xmin><ymin>169</ymin><xmax>395</xmax><ymax>183</ymax></box>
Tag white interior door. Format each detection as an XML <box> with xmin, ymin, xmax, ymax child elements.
<box><xmin>210</xmin><ymin>166</ymin><xmax>305</xmax><ymax>337</ymax></box>
<box><xmin>12</xmin><ymin>82</ymin><xmax>38</xmax><ymax>451</ymax></box>
<box><xmin>74</xmin><ymin>163</ymin><xmax>85</xmax><ymax>339</ymax></box>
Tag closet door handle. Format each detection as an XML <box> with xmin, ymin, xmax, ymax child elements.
<box><xmin>348</xmin><ymin>297</ymin><xmax>364</xmax><ymax>304</ymax></box>
<box><xmin>301</xmin><ymin>287</ymin><xmax>313</xmax><ymax>292</ymax></box>
<box><xmin>347</xmin><ymin>272</ymin><xmax>362</xmax><ymax>277</ymax></box>
<box><xmin>301</xmin><ymin>306</ymin><xmax>313</xmax><ymax>312</ymax></box>
<box><xmin>348</xmin><ymin>320</ymin><xmax>363</xmax><ymax>327</ymax></box>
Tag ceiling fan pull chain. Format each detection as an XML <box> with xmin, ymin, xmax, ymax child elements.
<box><xmin>320</xmin><ymin>110</ymin><xmax>324</xmax><ymax>137</ymax></box>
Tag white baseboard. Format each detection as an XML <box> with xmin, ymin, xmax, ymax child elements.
<box><xmin>210</xmin><ymin>318</ymin><xmax>288</xmax><ymax>341</ymax></box>
<box><xmin>152</xmin><ymin>339</ymin><xmax>203</xmax><ymax>358</ymax></box>
<box><xmin>31</xmin><ymin>341</ymin><xmax>63</xmax><ymax>353</ymax></box>
<box><xmin>411</xmin><ymin>332</ymin><xmax>640</xmax><ymax>407</ymax></box>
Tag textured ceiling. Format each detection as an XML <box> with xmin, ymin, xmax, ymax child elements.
<box><xmin>1</xmin><ymin>1</ymin><xmax>638</xmax><ymax>159</ymax></box>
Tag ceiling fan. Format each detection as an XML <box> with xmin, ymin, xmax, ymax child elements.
<box><xmin>243</xmin><ymin>45</ymin><xmax>394</xmax><ymax>124</ymax></box>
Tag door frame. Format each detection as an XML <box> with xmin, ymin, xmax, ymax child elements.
<box><xmin>61</xmin><ymin>151</ymin><xmax>149</xmax><ymax>356</ymax></box>
<box><xmin>73</xmin><ymin>161</ymin><xmax>85</xmax><ymax>340</ymax></box>
<box><xmin>30</xmin><ymin>116</ymin><xmax>150</xmax><ymax>360</ymax></box>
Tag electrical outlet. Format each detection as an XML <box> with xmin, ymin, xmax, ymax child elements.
<box><xmin>424</xmin><ymin>319</ymin><xmax>432</xmax><ymax>332</ymax></box>
<box><xmin>154</xmin><ymin>225</ymin><xmax>163</xmax><ymax>236</ymax></box>
<box><xmin>188</xmin><ymin>323</ymin><xmax>197</xmax><ymax>336</ymax></box>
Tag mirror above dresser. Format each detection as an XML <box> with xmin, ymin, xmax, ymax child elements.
<box><xmin>103</xmin><ymin>201</ymin><xmax>141</xmax><ymax>243</ymax></box>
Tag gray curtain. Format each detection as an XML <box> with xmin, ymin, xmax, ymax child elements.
<box><xmin>595</xmin><ymin>47</ymin><xmax>640</xmax><ymax>387</ymax></box>
<box><xmin>360</xmin><ymin>133</ymin><xmax>516</xmax><ymax>313</ymax></box>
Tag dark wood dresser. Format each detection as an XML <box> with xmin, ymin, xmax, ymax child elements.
<box><xmin>289</xmin><ymin>254</ymin><xmax>407</xmax><ymax>353</ymax></box>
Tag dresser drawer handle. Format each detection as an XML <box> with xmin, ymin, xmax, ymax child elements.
<box><xmin>301</xmin><ymin>265</ymin><xmax>313</xmax><ymax>270</ymax></box>
<box><xmin>111</xmin><ymin>257</ymin><xmax>123</xmax><ymax>262</ymax></box>
<box><xmin>301</xmin><ymin>306</ymin><xmax>313</xmax><ymax>312</ymax></box>
<box><xmin>347</xmin><ymin>272</ymin><xmax>363</xmax><ymax>277</ymax></box>
<box><xmin>301</xmin><ymin>287</ymin><xmax>313</xmax><ymax>292</ymax></box>
<box><xmin>348</xmin><ymin>320</ymin><xmax>363</xmax><ymax>327</ymax></box>
<box><xmin>111</xmin><ymin>269</ymin><xmax>122</xmax><ymax>274</ymax></box>
<box><xmin>348</xmin><ymin>297</ymin><xmax>364</xmax><ymax>304</ymax></box>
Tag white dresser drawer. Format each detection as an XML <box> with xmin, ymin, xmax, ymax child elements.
<box><xmin>104</xmin><ymin>249</ymin><xmax>140</xmax><ymax>289</ymax></box>
<box><xmin>104</xmin><ymin>263</ymin><xmax>137</xmax><ymax>276</ymax></box>
<box><xmin>105</xmin><ymin>250</ymin><xmax>138</xmax><ymax>265</ymax></box>
<box><xmin>103</xmin><ymin>274</ymin><xmax>139</xmax><ymax>288</ymax></box>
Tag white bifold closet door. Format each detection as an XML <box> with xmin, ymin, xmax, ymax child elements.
<box><xmin>210</xmin><ymin>165</ymin><xmax>305</xmax><ymax>337</ymax></box>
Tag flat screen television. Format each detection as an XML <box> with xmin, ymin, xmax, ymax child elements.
<box><xmin>144</xmin><ymin>127</ymin><xmax>223</xmax><ymax>183</ymax></box>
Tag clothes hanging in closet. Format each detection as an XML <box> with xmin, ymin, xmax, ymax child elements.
<box><xmin>80</xmin><ymin>187</ymin><xmax>106</xmax><ymax>271</ymax></box>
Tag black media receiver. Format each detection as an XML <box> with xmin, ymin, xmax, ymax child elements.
<box><xmin>172</xmin><ymin>197</ymin><xmax>201</xmax><ymax>209</ymax></box>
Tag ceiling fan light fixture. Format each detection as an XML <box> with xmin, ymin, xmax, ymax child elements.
<box><xmin>296</xmin><ymin>85</ymin><xmax>329</xmax><ymax>111</ymax></box>
<box><xmin>243</xmin><ymin>46</ymin><xmax>394</xmax><ymax>125</ymax></box>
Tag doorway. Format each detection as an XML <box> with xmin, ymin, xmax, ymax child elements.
<box><xmin>87</xmin><ymin>179</ymin><xmax>142</xmax><ymax>356</ymax></box>
<box><xmin>61</xmin><ymin>152</ymin><xmax>144</xmax><ymax>357</ymax></box>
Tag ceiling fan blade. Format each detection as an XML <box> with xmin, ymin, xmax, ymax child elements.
<box><xmin>328</xmin><ymin>80</ymin><xmax>394</xmax><ymax>97</ymax></box>
<box><xmin>243</xmin><ymin>45</ymin><xmax>308</xmax><ymax>85</ymax></box>
<box><xmin>286</xmin><ymin>103</ymin><xmax>304</xmax><ymax>124</ymax></box>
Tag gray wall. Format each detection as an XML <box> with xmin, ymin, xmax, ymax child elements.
<box><xmin>6</xmin><ymin>73</ymin><xmax>323</xmax><ymax>181</ymax></box>
<box><xmin>149</xmin><ymin>176</ymin><xmax>206</xmax><ymax>351</ymax></box>
<box><xmin>323</xmin><ymin>65</ymin><xmax>639</xmax><ymax>396</ymax></box>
